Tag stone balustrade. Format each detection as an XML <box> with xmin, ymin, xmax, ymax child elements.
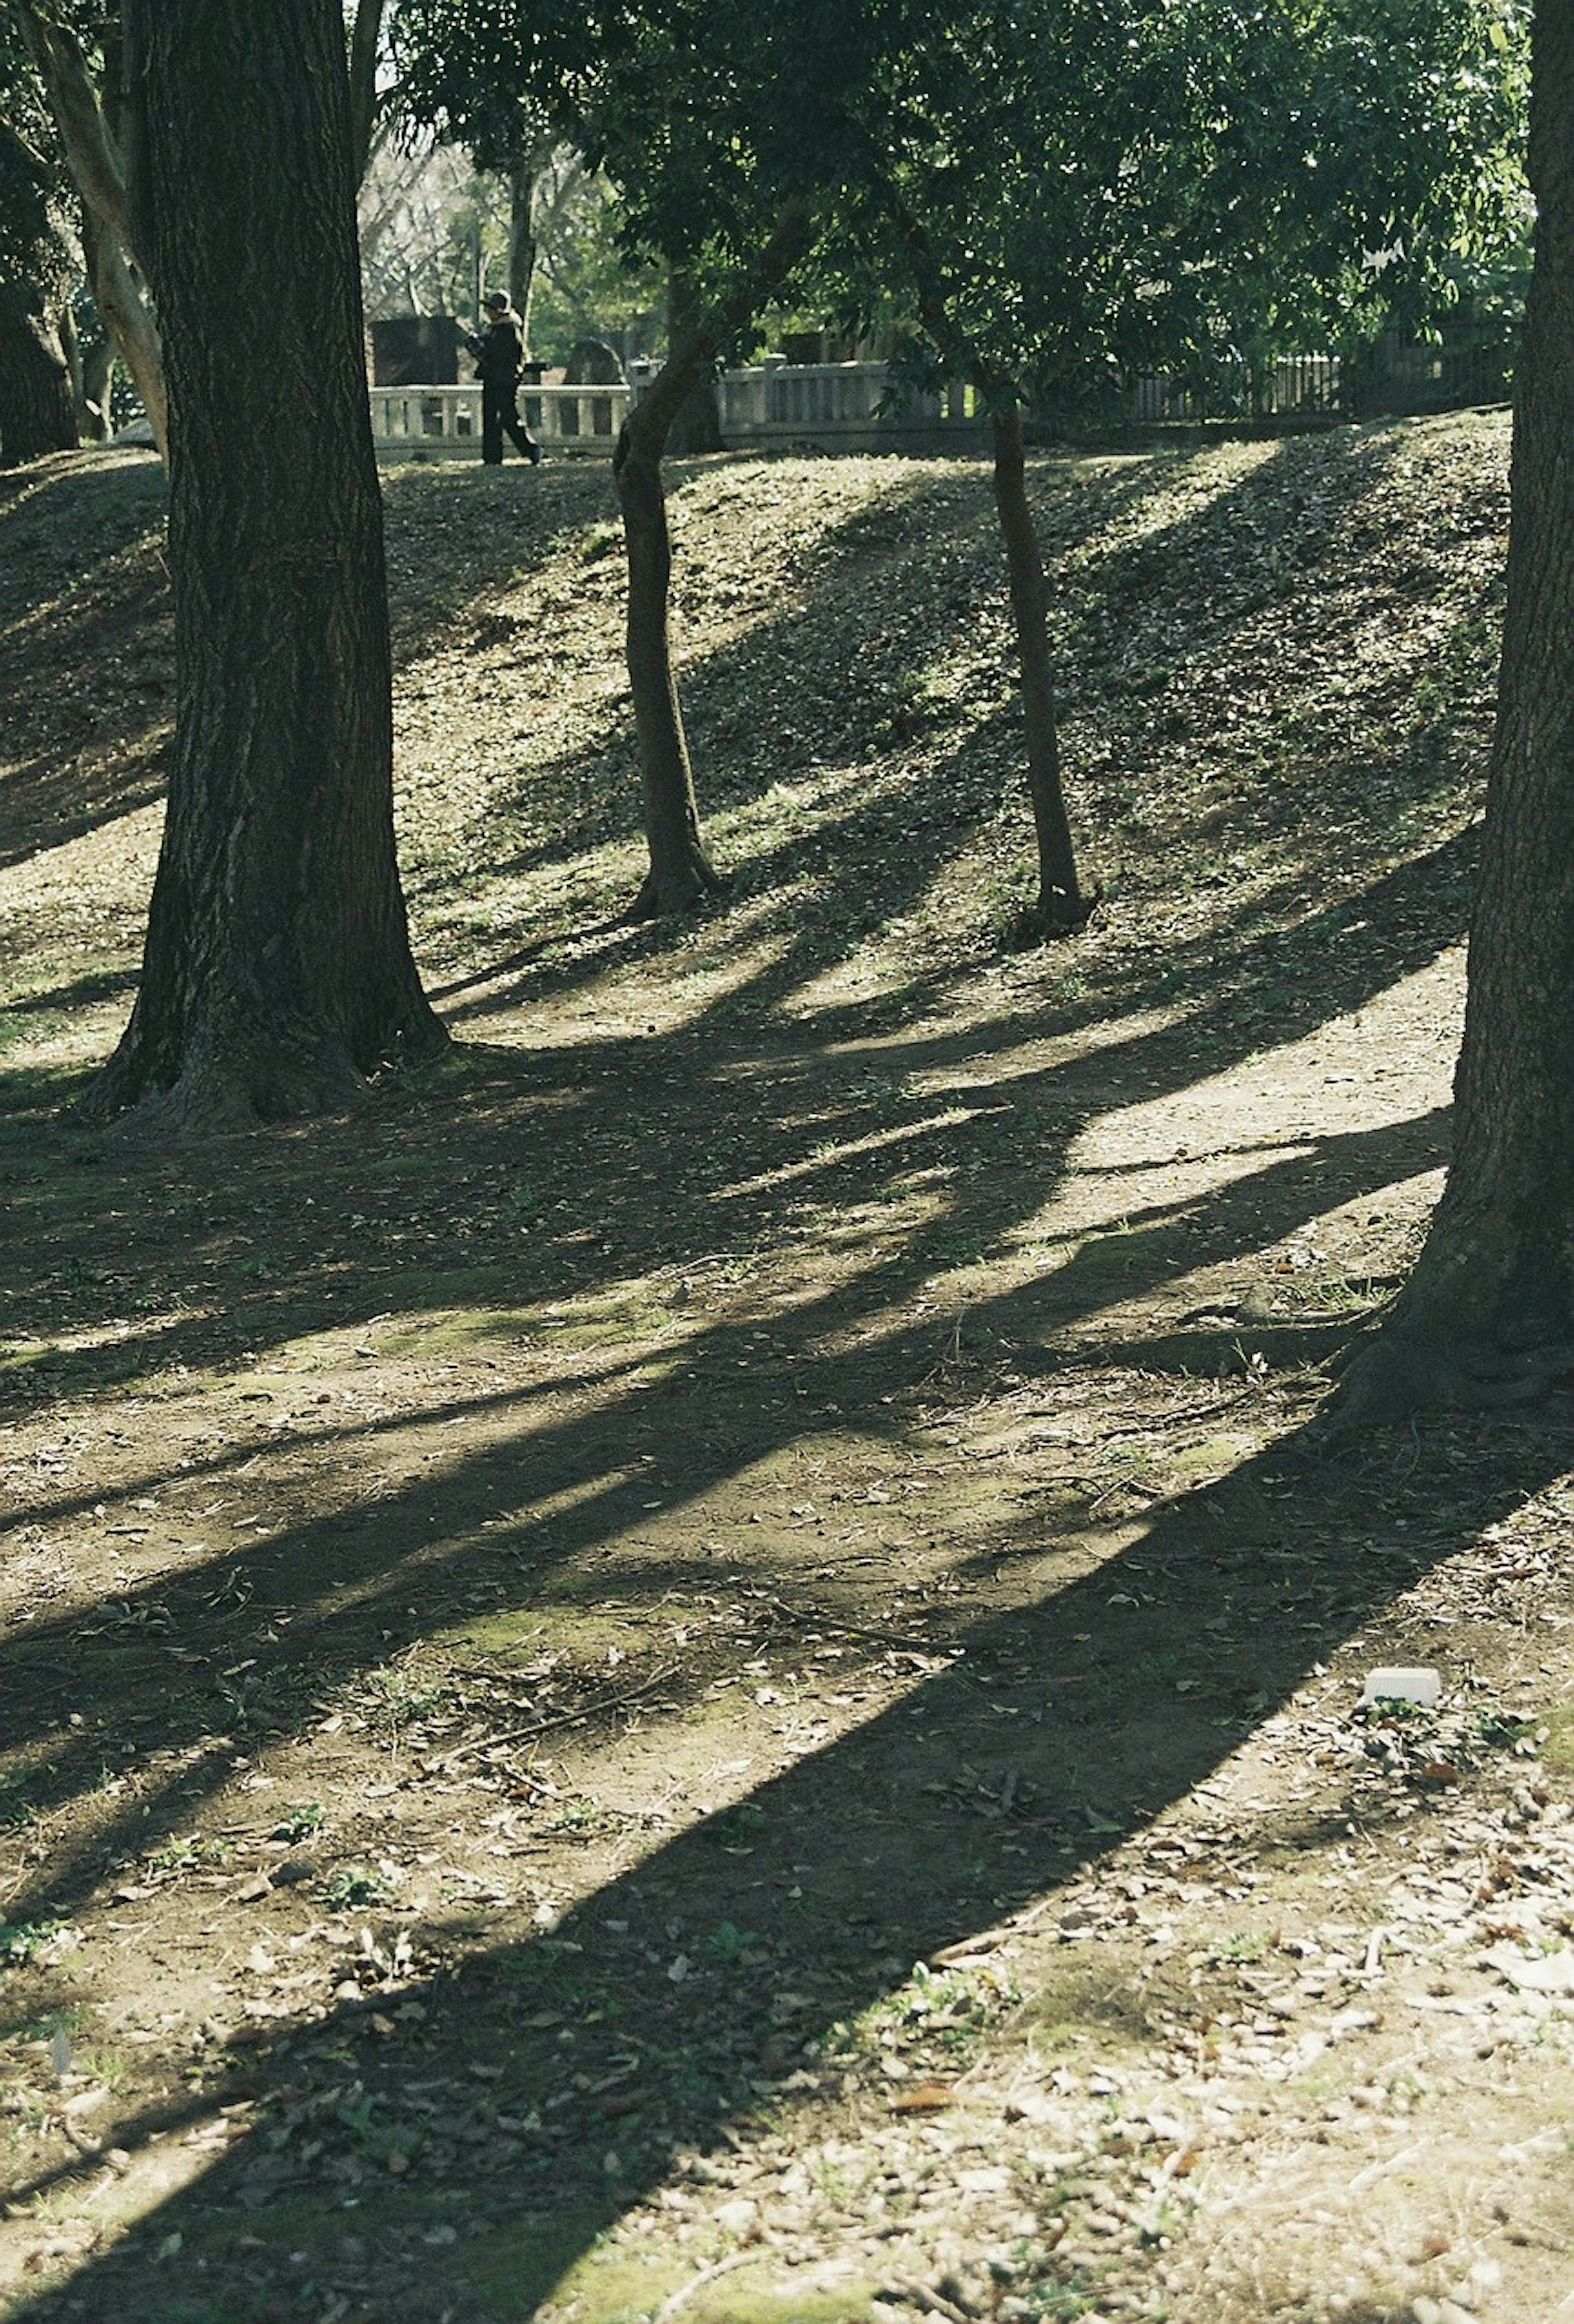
<box><xmin>368</xmin><ymin>382</ymin><xmax>629</xmax><ymax>458</ymax></box>
<box><xmin>368</xmin><ymin>363</ymin><xmax>983</xmax><ymax>459</ymax></box>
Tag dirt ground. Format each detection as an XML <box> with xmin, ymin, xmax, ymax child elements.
<box><xmin>3</xmin><ymin>413</ymin><xmax>1573</xmax><ymax>2324</ymax></box>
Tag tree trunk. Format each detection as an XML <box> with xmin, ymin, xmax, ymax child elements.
<box><xmin>508</xmin><ymin>156</ymin><xmax>539</xmax><ymax>352</ymax></box>
<box><xmin>16</xmin><ymin>0</ymin><xmax>168</xmax><ymax>462</ymax></box>
<box><xmin>1327</xmin><ymin>0</ymin><xmax>1574</xmax><ymax>1424</ymax></box>
<box><xmin>80</xmin><ymin>205</ymin><xmax>166</xmax><ymax>452</ymax></box>
<box><xmin>86</xmin><ymin>0</ymin><xmax>445</xmax><ymax>1128</ymax></box>
<box><xmin>80</xmin><ymin>316</ymin><xmax>114</xmax><ymax>437</ymax></box>
<box><xmin>664</xmin><ymin>267</ymin><xmax>725</xmax><ymax>454</ymax></box>
<box><xmin>0</xmin><ymin>283</ymin><xmax>77</xmax><ymax>463</ymax></box>
<box><xmin>346</xmin><ymin>0</ymin><xmax>384</xmax><ymax>187</ymax></box>
<box><xmin>867</xmin><ymin>180</ymin><xmax>1094</xmax><ymax>944</ymax></box>
<box><xmin>988</xmin><ymin>397</ymin><xmax>1094</xmax><ymax>940</ymax></box>
<box><xmin>615</xmin><ymin>398</ymin><xmax>721</xmax><ymax>917</ymax></box>
<box><xmin>613</xmin><ymin>202</ymin><xmax>816</xmax><ymax>918</ymax></box>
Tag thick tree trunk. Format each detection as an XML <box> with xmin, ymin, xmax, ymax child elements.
<box><xmin>612</xmin><ymin>202</ymin><xmax>815</xmax><ymax>918</ymax></box>
<box><xmin>988</xmin><ymin>398</ymin><xmax>1094</xmax><ymax>940</ymax></box>
<box><xmin>1327</xmin><ymin>0</ymin><xmax>1574</xmax><ymax>1424</ymax></box>
<box><xmin>86</xmin><ymin>0</ymin><xmax>444</xmax><ymax>1128</ymax></box>
<box><xmin>0</xmin><ymin>284</ymin><xmax>77</xmax><ymax>463</ymax></box>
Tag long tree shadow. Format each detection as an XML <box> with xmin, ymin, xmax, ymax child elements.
<box><xmin>0</xmin><ymin>421</ymin><xmax>1510</xmax><ymax>2318</ymax></box>
<box><xmin>0</xmin><ymin>1076</ymin><xmax>1451</xmax><ymax>1905</ymax></box>
<box><xmin>5</xmin><ymin>1391</ymin><xmax>1568</xmax><ymax>2322</ymax></box>
<box><xmin>0</xmin><ymin>821</ymin><xmax>1464</xmax><ymax>1427</ymax></box>
<box><xmin>408</xmin><ymin>418</ymin><xmax>1478</xmax><ymax>942</ymax></box>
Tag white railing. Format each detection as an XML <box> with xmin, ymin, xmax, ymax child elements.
<box><xmin>368</xmin><ymin>382</ymin><xmax>630</xmax><ymax>457</ymax></box>
<box><xmin>369</xmin><ymin>363</ymin><xmax>982</xmax><ymax>458</ymax></box>
<box><xmin>642</xmin><ymin>357</ymin><xmax>979</xmax><ymax>446</ymax></box>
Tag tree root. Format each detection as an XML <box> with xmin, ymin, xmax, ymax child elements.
<box><xmin>624</xmin><ymin>863</ymin><xmax>725</xmax><ymax>922</ymax></box>
<box><xmin>77</xmin><ymin>1013</ymin><xmax>448</xmax><ymax>1132</ymax></box>
<box><xmin>1002</xmin><ymin>885</ymin><xmax>1101</xmax><ymax>949</ymax></box>
<box><xmin>1317</xmin><ymin>1327</ymin><xmax>1574</xmax><ymax>1438</ymax></box>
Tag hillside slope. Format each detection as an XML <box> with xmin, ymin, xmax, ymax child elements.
<box><xmin>5</xmin><ymin>415</ymin><xmax>1573</xmax><ymax>2324</ymax></box>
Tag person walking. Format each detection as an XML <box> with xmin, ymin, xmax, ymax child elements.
<box><xmin>464</xmin><ymin>291</ymin><xmax>543</xmax><ymax>466</ymax></box>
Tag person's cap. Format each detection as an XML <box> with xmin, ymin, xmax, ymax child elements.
<box><xmin>484</xmin><ymin>291</ymin><xmax>509</xmax><ymax>312</ymax></box>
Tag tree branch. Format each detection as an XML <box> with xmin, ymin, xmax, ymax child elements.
<box><xmin>14</xmin><ymin>0</ymin><xmax>131</xmax><ymax>235</ymax></box>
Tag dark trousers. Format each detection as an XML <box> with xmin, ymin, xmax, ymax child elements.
<box><xmin>482</xmin><ymin>379</ymin><xmax>540</xmax><ymax>464</ymax></box>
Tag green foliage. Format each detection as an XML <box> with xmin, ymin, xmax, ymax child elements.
<box><xmin>389</xmin><ymin>0</ymin><xmax>1526</xmax><ymax>402</ymax></box>
<box><xmin>823</xmin><ymin>0</ymin><xmax>1530</xmax><ymax>418</ymax></box>
<box><xmin>0</xmin><ymin>1917</ymin><xmax>64</xmax><ymax>1967</ymax></box>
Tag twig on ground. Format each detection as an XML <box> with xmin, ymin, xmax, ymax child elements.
<box><xmin>442</xmin><ymin>1664</ymin><xmax>679</xmax><ymax>1764</ymax></box>
<box><xmin>883</xmin><ymin>2277</ymin><xmax>979</xmax><ymax>2323</ymax></box>
<box><xmin>655</xmin><ymin>2248</ymin><xmax>755</xmax><ymax>2320</ymax></box>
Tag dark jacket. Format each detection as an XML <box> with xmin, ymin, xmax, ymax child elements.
<box><xmin>465</xmin><ymin>311</ymin><xmax>525</xmax><ymax>385</ymax></box>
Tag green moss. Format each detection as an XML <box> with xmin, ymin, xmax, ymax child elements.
<box><xmin>1538</xmin><ymin>1705</ymin><xmax>1574</xmax><ymax>1776</ymax></box>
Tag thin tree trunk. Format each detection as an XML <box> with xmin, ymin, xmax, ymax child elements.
<box><xmin>509</xmin><ymin>156</ymin><xmax>539</xmax><ymax>352</ymax></box>
<box><xmin>87</xmin><ymin>0</ymin><xmax>444</xmax><ymax>1128</ymax></box>
<box><xmin>665</xmin><ymin>268</ymin><xmax>724</xmax><ymax>455</ymax></box>
<box><xmin>988</xmin><ymin>396</ymin><xmax>1094</xmax><ymax>939</ymax></box>
<box><xmin>15</xmin><ymin>0</ymin><xmax>168</xmax><ymax>461</ymax></box>
<box><xmin>613</xmin><ymin>201</ymin><xmax>816</xmax><ymax>918</ymax></box>
<box><xmin>871</xmin><ymin>180</ymin><xmax>1092</xmax><ymax>943</ymax></box>
<box><xmin>80</xmin><ymin>206</ymin><xmax>165</xmax><ymax>451</ymax></box>
<box><xmin>346</xmin><ymin>0</ymin><xmax>384</xmax><ymax>187</ymax></box>
<box><xmin>1327</xmin><ymin>0</ymin><xmax>1574</xmax><ymax>1424</ymax></box>
<box><xmin>0</xmin><ymin>284</ymin><xmax>77</xmax><ymax>463</ymax></box>
<box><xmin>80</xmin><ymin>307</ymin><xmax>115</xmax><ymax>436</ymax></box>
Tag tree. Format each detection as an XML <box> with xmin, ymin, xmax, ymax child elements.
<box><xmin>395</xmin><ymin>0</ymin><xmax>852</xmax><ymax>911</ymax></box>
<box><xmin>1328</xmin><ymin>0</ymin><xmax>1574</xmax><ymax>1425</ymax></box>
<box><xmin>86</xmin><ymin>0</ymin><xmax>444</xmax><ymax>1127</ymax></box>
<box><xmin>809</xmin><ymin>0</ymin><xmax>1526</xmax><ymax>936</ymax></box>
<box><xmin>614</xmin><ymin>201</ymin><xmax>817</xmax><ymax>912</ymax></box>
<box><xmin>0</xmin><ymin>99</ymin><xmax>76</xmax><ymax>461</ymax></box>
<box><xmin>10</xmin><ymin>1</ymin><xmax>168</xmax><ymax>458</ymax></box>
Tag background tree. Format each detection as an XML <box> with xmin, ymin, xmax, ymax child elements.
<box><xmin>394</xmin><ymin>0</ymin><xmax>861</xmax><ymax>912</ymax></box>
<box><xmin>89</xmin><ymin>0</ymin><xmax>444</xmax><ymax>1126</ymax></box>
<box><xmin>9</xmin><ymin>0</ymin><xmax>167</xmax><ymax>457</ymax></box>
<box><xmin>1328</xmin><ymin>0</ymin><xmax>1574</xmax><ymax>1425</ymax></box>
<box><xmin>0</xmin><ymin>82</ymin><xmax>77</xmax><ymax>461</ymax></box>
<box><xmin>812</xmin><ymin>0</ymin><xmax>1527</xmax><ymax>935</ymax></box>
<box><xmin>527</xmin><ymin>160</ymin><xmax>661</xmax><ymax>364</ymax></box>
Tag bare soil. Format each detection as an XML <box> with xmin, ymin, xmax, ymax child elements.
<box><xmin>3</xmin><ymin>414</ymin><xmax>1573</xmax><ymax>2324</ymax></box>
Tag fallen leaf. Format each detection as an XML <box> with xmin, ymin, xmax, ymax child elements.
<box><xmin>890</xmin><ymin>2079</ymin><xmax>955</xmax><ymax>2112</ymax></box>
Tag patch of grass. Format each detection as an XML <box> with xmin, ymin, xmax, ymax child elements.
<box><xmin>1537</xmin><ymin>1705</ymin><xmax>1574</xmax><ymax>1776</ymax></box>
<box><xmin>0</xmin><ymin>1920</ymin><xmax>66</xmax><ymax>1969</ymax></box>
<box><xmin>322</xmin><ymin>1865</ymin><xmax>396</xmax><ymax>1912</ymax></box>
<box><xmin>270</xmin><ymin>1801</ymin><xmax>326</xmax><ymax>1842</ymax></box>
<box><xmin>1206</xmin><ymin>1929</ymin><xmax>1269</xmax><ymax>1966</ymax></box>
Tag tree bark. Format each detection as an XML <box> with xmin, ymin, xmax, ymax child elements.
<box><xmin>346</xmin><ymin>0</ymin><xmax>384</xmax><ymax>187</ymax></box>
<box><xmin>613</xmin><ymin>202</ymin><xmax>816</xmax><ymax>918</ymax></box>
<box><xmin>664</xmin><ymin>267</ymin><xmax>724</xmax><ymax>455</ymax></box>
<box><xmin>988</xmin><ymin>396</ymin><xmax>1094</xmax><ymax>940</ymax></box>
<box><xmin>866</xmin><ymin>176</ymin><xmax>1092</xmax><ymax>943</ymax></box>
<box><xmin>79</xmin><ymin>203</ymin><xmax>165</xmax><ymax>450</ymax></box>
<box><xmin>0</xmin><ymin>282</ymin><xmax>77</xmax><ymax>463</ymax></box>
<box><xmin>15</xmin><ymin>0</ymin><xmax>168</xmax><ymax>461</ymax></box>
<box><xmin>508</xmin><ymin>155</ymin><xmax>539</xmax><ymax>351</ymax></box>
<box><xmin>86</xmin><ymin>0</ymin><xmax>445</xmax><ymax>1128</ymax></box>
<box><xmin>1327</xmin><ymin>0</ymin><xmax>1574</xmax><ymax>1424</ymax></box>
